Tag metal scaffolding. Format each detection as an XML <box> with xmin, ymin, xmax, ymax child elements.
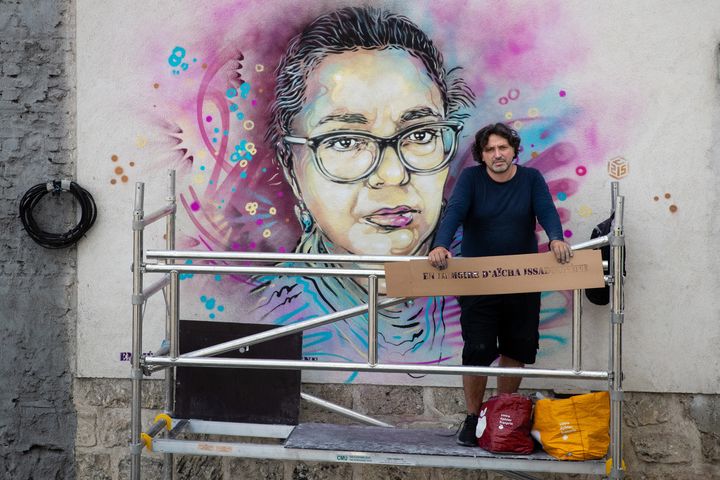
<box><xmin>128</xmin><ymin>172</ymin><xmax>626</xmax><ymax>480</ymax></box>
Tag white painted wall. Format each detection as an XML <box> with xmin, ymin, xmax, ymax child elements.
<box><xmin>77</xmin><ymin>0</ymin><xmax>720</xmax><ymax>393</ymax></box>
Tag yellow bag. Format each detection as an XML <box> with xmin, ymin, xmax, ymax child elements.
<box><xmin>531</xmin><ymin>391</ymin><xmax>610</xmax><ymax>460</ymax></box>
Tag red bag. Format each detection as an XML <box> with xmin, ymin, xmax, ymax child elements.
<box><xmin>477</xmin><ymin>393</ymin><xmax>535</xmax><ymax>454</ymax></box>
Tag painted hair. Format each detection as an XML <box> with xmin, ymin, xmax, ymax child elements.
<box><xmin>267</xmin><ymin>6</ymin><xmax>475</xmax><ymax>171</ymax></box>
<box><xmin>472</xmin><ymin>122</ymin><xmax>522</xmax><ymax>164</ymax></box>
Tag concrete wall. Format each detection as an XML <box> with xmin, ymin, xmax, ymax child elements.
<box><xmin>72</xmin><ymin>0</ymin><xmax>720</xmax><ymax>394</ymax></box>
<box><xmin>0</xmin><ymin>0</ymin><xmax>77</xmax><ymax>478</ymax></box>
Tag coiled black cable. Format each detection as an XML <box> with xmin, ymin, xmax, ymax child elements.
<box><xmin>19</xmin><ymin>180</ymin><xmax>97</xmax><ymax>249</ymax></box>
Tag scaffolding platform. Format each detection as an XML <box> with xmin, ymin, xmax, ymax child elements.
<box><xmin>151</xmin><ymin>421</ymin><xmax>606</xmax><ymax>476</ymax></box>
<box><xmin>285</xmin><ymin>423</ymin><xmax>606</xmax><ymax>474</ymax></box>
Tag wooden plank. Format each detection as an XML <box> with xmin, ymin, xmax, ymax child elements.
<box><xmin>385</xmin><ymin>250</ymin><xmax>605</xmax><ymax>297</ymax></box>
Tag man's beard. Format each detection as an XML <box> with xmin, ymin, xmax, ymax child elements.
<box><xmin>489</xmin><ymin>160</ymin><xmax>512</xmax><ymax>173</ymax></box>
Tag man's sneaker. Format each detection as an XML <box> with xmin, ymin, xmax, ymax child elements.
<box><xmin>456</xmin><ymin>414</ymin><xmax>479</xmax><ymax>446</ymax></box>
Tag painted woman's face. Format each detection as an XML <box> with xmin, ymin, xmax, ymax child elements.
<box><xmin>289</xmin><ymin>49</ymin><xmax>451</xmax><ymax>255</ymax></box>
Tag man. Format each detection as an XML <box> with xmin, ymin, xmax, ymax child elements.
<box><xmin>428</xmin><ymin>122</ymin><xmax>572</xmax><ymax>446</ymax></box>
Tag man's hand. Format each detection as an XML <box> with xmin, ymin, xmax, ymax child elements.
<box><xmin>428</xmin><ymin>246</ymin><xmax>452</xmax><ymax>270</ymax></box>
<box><xmin>550</xmin><ymin>240</ymin><xmax>573</xmax><ymax>264</ymax></box>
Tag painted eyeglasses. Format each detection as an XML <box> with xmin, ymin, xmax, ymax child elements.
<box><xmin>284</xmin><ymin>121</ymin><xmax>463</xmax><ymax>183</ymax></box>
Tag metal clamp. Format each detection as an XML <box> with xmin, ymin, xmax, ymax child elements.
<box><xmin>140</xmin><ymin>432</ymin><xmax>153</xmax><ymax>451</ymax></box>
<box><xmin>131</xmin><ymin>294</ymin><xmax>145</xmax><ymax>305</ymax></box>
<box><xmin>154</xmin><ymin>413</ymin><xmax>173</xmax><ymax>431</ymax></box>
<box><xmin>132</xmin><ymin>218</ymin><xmax>145</xmax><ymax>231</ymax></box>
<box><xmin>610</xmin><ymin>234</ymin><xmax>625</xmax><ymax>246</ymax></box>
<box><xmin>610</xmin><ymin>390</ymin><xmax>624</xmax><ymax>401</ymax></box>
<box><xmin>130</xmin><ymin>263</ymin><xmax>148</xmax><ymax>274</ymax></box>
<box><xmin>129</xmin><ymin>441</ymin><xmax>144</xmax><ymax>454</ymax></box>
<box><xmin>140</xmin><ymin>413</ymin><xmax>173</xmax><ymax>452</ymax></box>
<box><xmin>611</xmin><ymin>312</ymin><xmax>624</xmax><ymax>324</ymax></box>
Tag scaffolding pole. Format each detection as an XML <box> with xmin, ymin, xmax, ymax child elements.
<box><xmin>609</xmin><ymin>192</ymin><xmax>626</xmax><ymax>479</ymax></box>
<box><xmin>163</xmin><ymin>170</ymin><xmax>176</xmax><ymax>480</ymax></box>
<box><xmin>130</xmin><ymin>183</ymin><xmax>144</xmax><ymax>480</ymax></box>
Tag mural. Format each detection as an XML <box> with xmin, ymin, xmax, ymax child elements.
<box><xmin>99</xmin><ymin>0</ymin><xmax>633</xmax><ymax>382</ymax></box>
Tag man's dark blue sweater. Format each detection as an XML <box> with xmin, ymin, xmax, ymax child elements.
<box><xmin>433</xmin><ymin>165</ymin><xmax>563</xmax><ymax>257</ymax></box>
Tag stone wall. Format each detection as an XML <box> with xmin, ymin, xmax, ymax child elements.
<box><xmin>74</xmin><ymin>379</ymin><xmax>720</xmax><ymax>480</ymax></box>
<box><xmin>0</xmin><ymin>1</ymin><xmax>77</xmax><ymax>479</ymax></box>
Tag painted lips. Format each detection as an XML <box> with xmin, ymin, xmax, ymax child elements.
<box><xmin>363</xmin><ymin>206</ymin><xmax>418</xmax><ymax>229</ymax></box>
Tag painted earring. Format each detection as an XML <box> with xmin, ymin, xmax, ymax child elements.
<box><xmin>295</xmin><ymin>202</ymin><xmax>314</xmax><ymax>234</ymax></box>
